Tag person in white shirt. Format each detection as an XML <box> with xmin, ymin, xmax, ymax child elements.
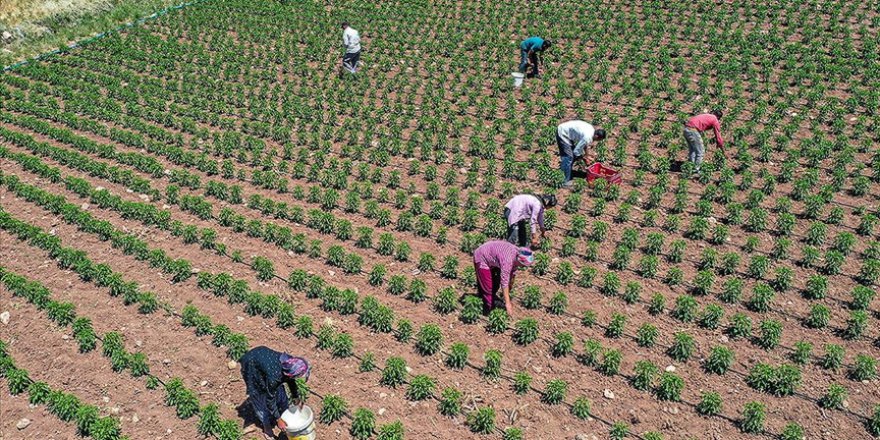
<box><xmin>341</xmin><ymin>23</ymin><xmax>361</xmax><ymax>75</ymax></box>
<box><xmin>556</xmin><ymin>120</ymin><xmax>606</xmax><ymax>188</ymax></box>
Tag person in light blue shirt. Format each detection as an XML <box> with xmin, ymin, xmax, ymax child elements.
<box><xmin>519</xmin><ymin>36</ymin><xmax>552</xmax><ymax>78</ymax></box>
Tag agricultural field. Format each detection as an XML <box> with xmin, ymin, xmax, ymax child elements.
<box><xmin>1</xmin><ymin>0</ymin><xmax>879</xmax><ymax>439</ymax></box>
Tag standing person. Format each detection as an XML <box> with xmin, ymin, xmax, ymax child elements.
<box><xmin>684</xmin><ymin>110</ymin><xmax>726</xmax><ymax>169</ymax></box>
<box><xmin>519</xmin><ymin>36</ymin><xmax>552</xmax><ymax>78</ymax></box>
<box><xmin>473</xmin><ymin>240</ymin><xmax>535</xmax><ymax>316</ymax></box>
<box><xmin>240</xmin><ymin>347</ymin><xmax>311</xmax><ymax>440</ymax></box>
<box><xmin>504</xmin><ymin>193</ymin><xmax>557</xmax><ymax>248</ymax></box>
<box><xmin>556</xmin><ymin>120</ymin><xmax>606</xmax><ymax>188</ymax></box>
<box><xmin>341</xmin><ymin>22</ymin><xmax>361</xmax><ymax>76</ymax></box>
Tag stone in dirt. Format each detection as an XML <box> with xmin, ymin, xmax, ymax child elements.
<box><xmin>16</xmin><ymin>418</ymin><xmax>30</xmax><ymax>430</ymax></box>
<box><xmin>0</xmin><ymin>311</ymin><xmax>9</xmax><ymax>324</ymax></box>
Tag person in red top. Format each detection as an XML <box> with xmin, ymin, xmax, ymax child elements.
<box><xmin>684</xmin><ymin>110</ymin><xmax>726</xmax><ymax>169</ymax></box>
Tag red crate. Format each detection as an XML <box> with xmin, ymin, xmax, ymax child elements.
<box><xmin>585</xmin><ymin>162</ymin><xmax>622</xmax><ymax>185</ymax></box>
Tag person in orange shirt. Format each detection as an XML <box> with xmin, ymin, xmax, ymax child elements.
<box><xmin>684</xmin><ymin>110</ymin><xmax>727</xmax><ymax>169</ymax></box>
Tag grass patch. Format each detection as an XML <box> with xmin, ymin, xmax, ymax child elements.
<box><xmin>1</xmin><ymin>0</ymin><xmax>183</xmax><ymax>67</ymax></box>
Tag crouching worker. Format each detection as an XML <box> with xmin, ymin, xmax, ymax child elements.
<box><xmin>240</xmin><ymin>347</ymin><xmax>311</xmax><ymax>440</ymax></box>
<box><xmin>557</xmin><ymin>119</ymin><xmax>606</xmax><ymax>188</ymax></box>
<box><xmin>504</xmin><ymin>193</ymin><xmax>557</xmax><ymax>248</ymax></box>
<box><xmin>473</xmin><ymin>240</ymin><xmax>535</xmax><ymax>317</ymax></box>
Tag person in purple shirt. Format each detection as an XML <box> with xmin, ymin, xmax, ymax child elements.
<box><xmin>504</xmin><ymin>193</ymin><xmax>557</xmax><ymax>248</ymax></box>
<box><xmin>473</xmin><ymin>240</ymin><xmax>535</xmax><ymax>316</ymax></box>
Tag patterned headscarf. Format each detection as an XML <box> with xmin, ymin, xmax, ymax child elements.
<box><xmin>279</xmin><ymin>354</ymin><xmax>311</xmax><ymax>381</ymax></box>
<box><xmin>517</xmin><ymin>247</ymin><xmax>535</xmax><ymax>266</ymax></box>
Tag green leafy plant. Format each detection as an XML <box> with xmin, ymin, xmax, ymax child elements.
<box><xmin>631</xmin><ymin>360</ymin><xmax>659</xmax><ymax>391</ymax></box>
<box><xmin>551</xmin><ymin>332</ymin><xmax>574</xmax><ymax>357</ymax></box>
<box><xmin>380</xmin><ymin>357</ymin><xmax>407</xmax><ymax>388</ymax></box>
<box><xmin>415</xmin><ymin>324</ymin><xmax>443</xmax><ymax>356</ymax></box>
<box><xmin>542</xmin><ymin>379</ymin><xmax>568</xmax><ymax>405</ymax></box>
<box><xmin>376</xmin><ymin>420</ymin><xmax>404</xmax><ymax>440</ymax></box>
<box><xmin>606</xmin><ymin>313</ymin><xmax>626</xmax><ymax>338</ymax></box>
<box><xmin>319</xmin><ymin>395</ymin><xmax>348</xmax><ymax>424</ymax></box>
<box><xmin>571</xmin><ymin>397</ymin><xmax>591</xmax><ymax>420</ymax></box>
<box><xmin>486</xmin><ymin>308</ymin><xmax>509</xmax><ymax>334</ymax></box>
<box><xmin>406</xmin><ymin>375</ymin><xmax>436</xmax><ymax>401</ymax></box>
<box><xmin>512</xmin><ymin>370</ymin><xmax>532</xmax><ymax>395</ymax></box>
<box><xmin>350</xmin><ymin>408</ymin><xmax>376</xmax><ymax>440</ymax></box>
<box><xmin>466</xmin><ymin>406</ymin><xmax>495</xmax><ymax>434</ymax></box>
<box><xmin>819</xmin><ymin>383</ymin><xmax>848</xmax><ymax>410</ymax></box>
<box><xmin>780</xmin><ymin>423</ymin><xmax>805</xmax><ymax>440</ymax></box>
<box><xmin>439</xmin><ymin>387</ymin><xmax>462</xmax><ymax>416</ymax></box>
<box><xmin>610</xmin><ymin>421</ymin><xmax>630</xmax><ymax>440</ymax></box>
<box><xmin>636</xmin><ymin>323</ymin><xmax>658</xmax><ymax>347</ymax></box>
<box><xmin>483</xmin><ymin>349</ymin><xmax>502</xmax><ymax>380</ymax></box>
<box><xmin>740</xmin><ymin>401</ymin><xmax>766</xmax><ymax>434</ymax></box>
<box><xmin>667</xmin><ymin>332</ymin><xmax>695</xmax><ymax>362</ymax></box>
<box><xmin>696</xmin><ymin>391</ymin><xmax>723</xmax><ymax>416</ymax></box>
<box><xmin>850</xmin><ymin>355</ymin><xmax>877</xmax><ymax>381</ymax></box>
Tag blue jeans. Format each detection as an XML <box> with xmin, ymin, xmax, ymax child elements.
<box><xmin>560</xmin><ymin>155</ymin><xmax>573</xmax><ymax>184</ymax></box>
<box><xmin>684</xmin><ymin>127</ymin><xmax>705</xmax><ymax>169</ymax></box>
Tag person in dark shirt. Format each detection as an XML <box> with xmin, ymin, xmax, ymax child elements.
<box><xmin>240</xmin><ymin>346</ymin><xmax>311</xmax><ymax>440</ymax></box>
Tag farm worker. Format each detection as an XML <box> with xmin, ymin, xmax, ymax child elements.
<box><xmin>556</xmin><ymin>120</ymin><xmax>606</xmax><ymax>188</ymax></box>
<box><xmin>504</xmin><ymin>193</ymin><xmax>557</xmax><ymax>248</ymax></box>
<box><xmin>473</xmin><ymin>240</ymin><xmax>535</xmax><ymax>316</ymax></box>
<box><xmin>341</xmin><ymin>22</ymin><xmax>361</xmax><ymax>75</ymax></box>
<box><xmin>519</xmin><ymin>36</ymin><xmax>552</xmax><ymax>78</ymax></box>
<box><xmin>684</xmin><ymin>110</ymin><xmax>726</xmax><ymax>169</ymax></box>
<box><xmin>240</xmin><ymin>346</ymin><xmax>311</xmax><ymax>440</ymax></box>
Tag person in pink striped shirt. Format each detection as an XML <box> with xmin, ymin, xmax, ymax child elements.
<box><xmin>473</xmin><ymin>240</ymin><xmax>535</xmax><ymax>316</ymax></box>
<box><xmin>684</xmin><ymin>110</ymin><xmax>727</xmax><ymax>169</ymax></box>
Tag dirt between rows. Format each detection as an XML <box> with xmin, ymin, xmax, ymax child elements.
<box><xmin>1</xmin><ymin>154</ymin><xmax>877</xmax><ymax>440</ymax></box>
<box><xmin>3</xmin><ymin>124</ymin><xmax>875</xmax><ymax>363</ymax></box>
<box><xmin>4</xmin><ymin>116</ymin><xmax>875</xmax><ymax>330</ymax></box>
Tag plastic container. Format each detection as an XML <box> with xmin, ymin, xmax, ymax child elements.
<box><xmin>281</xmin><ymin>405</ymin><xmax>316</xmax><ymax>440</ymax></box>
<box><xmin>511</xmin><ymin>72</ymin><xmax>525</xmax><ymax>87</ymax></box>
<box><xmin>585</xmin><ymin>162</ymin><xmax>622</xmax><ymax>185</ymax></box>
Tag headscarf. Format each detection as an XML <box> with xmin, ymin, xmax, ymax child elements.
<box><xmin>279</xmin><ymin>354</ymin><xmax>311</xmax><ymax>381</ymax></box>
<box><xmin>516</xmin><ymin>247</ymin><xmax>535</xmax><ymax>266</ymax></box>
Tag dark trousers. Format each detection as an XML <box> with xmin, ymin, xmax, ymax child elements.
<box><xmin>250</xmin><ymin>386</ymin><xmax>289</xmax><ymax>428</ymax></box>
<box><xmin>519</xmin><ymin>50</ymin><xmax>540</xmax><ymax>77</ymax></box>
<box><xmin>342</xmin><ymin>50</ymin><xmax>361</xmax><ymax>73</ymax></box>
<box><xmin>504</xmin><ymin>207</ymin><xmax>529</xmax><ymax>246</ymax></box>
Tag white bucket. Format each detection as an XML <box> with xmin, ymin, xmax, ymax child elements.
<box><xmin>511</xmin><ymin>72</ymin><xmax>525</xmax><ymax>87</ymax></box>
<box><xmin>281</xmin><ymin>405</ymin><xmax>316</xmax><ymax>440</ymax></box>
